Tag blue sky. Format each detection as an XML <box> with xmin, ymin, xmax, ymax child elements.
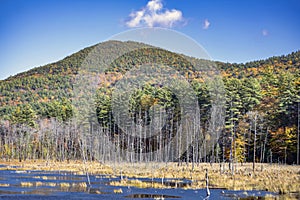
<box><xmin>0</xmin><ymin>0</ymin><xmax>299</xmax><ymax>80</ymax></box>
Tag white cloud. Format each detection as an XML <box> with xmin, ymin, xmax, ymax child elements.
<box><xmin>126</xmin><ymin>10</ymin><xmax>145</xmax><ymax>28</ymax></box>
<box><xmin>126</xmin><ymin>0</ymin><xmax>184</xmax><ymax>28</ymax></box>
<box><xmin>203</xmin><ymin>19</ymin><xmax>210</xmax><ymax>30</ymax></box>
<box><xmin>262</xmin><ymin>29</ymin><xmax>268</xmax><ymax>36</ymax></box>
<box><xmin>147</xmin><ymin>0</ymin><xmax>163</xmax><ymax>12</ymax></box>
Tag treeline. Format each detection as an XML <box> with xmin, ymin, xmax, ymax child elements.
<box><xmin>0</xmin><ymin>41</ymin><xmax>299</xmax><ymax>166</ymax></box>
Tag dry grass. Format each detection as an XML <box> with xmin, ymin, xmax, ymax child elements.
<box><xmin>46</xmin><ymin>182</ymin><xmax>57</xmax><ymax>187</ymax></box>
<box><xmin>19</xmin><ymin>181</ymin><xmax>87</xmax><ymax>188</ymax></box>
<box><xmin>59</xmin><ymin>182</ymin><xmax>70</xmax><ymax>188</ymax></box>
<box><xmin>35</xmin><ymin>181</ymin><xmax>43</xmax><ymax>187</ymax></box>
<box><xmin>1</xmin><ymin>159</ymin><xmax>299</xmax><ymax>196</ymax></box>
<box><xmin>109</xmin><ymin>162</ymin><xmax>299</xmax><ymax>195</ymax></box>
<box><xmin>72</xmin><ymin>182</ymin><xmax>87</xmax><ymax>188</ymax></box>
<box><xmin>95</xmin><ymin>190</ymin><xmax>102</xmax><ymax>194</ymax></box>
<box><xmin>20</xmin><ymin>182</ymin><xmax>34</xmax><ymax>187</ymax></box>
<box><xmin>113</xmin><ymin>188</ymin><xmax>123</xmax><ymax>194</ymax></box>
<box><xmin>110</xmin><ymin>179</ymin><xmax>168</xmax><ymax>189</ymax></box>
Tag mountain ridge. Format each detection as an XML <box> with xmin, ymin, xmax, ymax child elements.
<box><xmin>2</xmin><ymin>40</ymin><xmax>299</xmax><ymax>81</ymax></box>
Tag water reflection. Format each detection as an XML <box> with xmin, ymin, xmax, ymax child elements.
<box><xmin>126</xmin><ymin>193</ymin><xmax>181</xmax><ymax>198</ymax></box>
<box><xmin>0</xmin><ymin>166</ymin><xmax>278</xmax><ymax>199</ymax></box>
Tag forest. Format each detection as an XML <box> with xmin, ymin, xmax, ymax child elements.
<box><xmin>0</xmin><ymin>40</ymin><xmax>299</xmax><ymax>169</ymax></box>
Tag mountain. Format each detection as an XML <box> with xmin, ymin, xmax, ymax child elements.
<box><xmin>0</xmin><ymin>40</ymin><xmax>299</xmax><ymax>163</ymax></box>
<box><xmin>0</xmin><ymin>41</ymin><xmax>154</xmax><ymax>119</ymax></box>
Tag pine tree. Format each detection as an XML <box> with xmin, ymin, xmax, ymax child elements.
<box><xmin>224</xmin><ymin>78</ymin><xmax>242</xmax><ymax>173</ymax></box>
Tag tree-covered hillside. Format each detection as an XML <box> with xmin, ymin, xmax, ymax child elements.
<box><xmin>0</xmin><ymin>41</ymin><xmax>153</xmax><ymax>119</ymax></box>
<box><xmin>0</xmin><ymin>41</ymin><xmax>299</xmax><ymax>166</ymax></box>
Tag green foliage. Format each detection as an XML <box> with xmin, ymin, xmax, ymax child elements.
<box><xmin>10</xmin><ymin>104</ymin><xmax>36</xmax><ymax>128</ymax></box>
<box><xmin>45</xmin><ymin>98</ymin><xmax>73</xmax><ymax>122</ymax></box>
<box><xmin>0</xmin><ymin>41</ymin><xmax>299</xmax><ymax>163</ymax></box>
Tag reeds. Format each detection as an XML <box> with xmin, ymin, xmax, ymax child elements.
<box><xmin>2</xmin><ymin>160</ymin><xmax>299</xmax><ymax>195</ymax></box>
<box><xmin>20</xmin><ymin>182</ymin><xmax>34</xmax><ymax>187</ymax></box>
<box><xmin>113</xmin><ymin>188</ymin><xmax>123</xmax><ymax>193</ymax></box>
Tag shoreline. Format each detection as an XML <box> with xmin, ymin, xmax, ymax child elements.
<box><xmin>0</xmin><ymin>160</ymin><xmax>299</xmax><ymax>197</ymax></box>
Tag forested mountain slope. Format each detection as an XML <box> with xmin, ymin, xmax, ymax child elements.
<box><xmin>0</xmin><ymin>40</ymin><xmax>299</xmax><ymax>164</ymax></box>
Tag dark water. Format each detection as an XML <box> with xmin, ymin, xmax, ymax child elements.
<box><xmin>0</xmin><ymin>167</ymin><xmax>276</xmax><ymax>199</ymax></box>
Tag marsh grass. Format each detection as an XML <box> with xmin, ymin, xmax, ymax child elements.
<box><xmin>35</xmin><ymin>181</ymin><xmax>43</xmax><ymax>187</ymax></box>
<box><xmin>20</xmin><ymin>182</ymin><xmax>34</xmax><ymax>187</ymax></box>
<box><xmin>113</xmin><ymin>188</ymin><xmax>123</xmax><ymax>193</ymax></box>
<box><xmin>46</xmin><ymin>182</ymin><xmax>57</xmax><ymax>187</ymax></box>
<box><xmin>72</xmin><ymin>182</ymin><xmax>87</xmax><ymax>188</ymax></box>
<box><xmin>59</xmin><ymin>182</ymin><xmax>70</xmax><ymax>188</ymax></box>
<box><xmin>110</xmin><ymin>179</ymin><xmax>169</xmax><ymax>189</ymax></box>
<box><xmin>2</xmin><ymin>160</ymin><xmax>299</xmax><ymax>196</ymax></box>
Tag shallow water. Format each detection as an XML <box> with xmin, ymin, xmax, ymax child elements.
<box><xmin>0</xmin><ymin>166</ymin><xmax>276</xmax><ymax>199</ymax></box>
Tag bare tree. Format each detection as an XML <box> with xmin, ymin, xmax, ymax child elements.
<box><xmin>247</xmin><ymin>111</ymin><xmax>258</xmax><ymax>172</ymax></box>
